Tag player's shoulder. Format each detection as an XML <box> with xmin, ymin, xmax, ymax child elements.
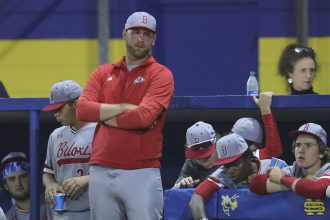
<box><xmin>5</xmin><ymin>206</ymin><xmax>15</xmax><ymax>218</ymax></box>
<box><xmin>151</xmin><ymin>62</ymin><xmax>172</xmax><ymax>74</ymax></box>
<box><xmin>92</xmin><ymin>63</ymin><xmax>116</xmax><ymax>77</ymax></box>
<box><xmin>82</xmin><ymin>122</ymin><xmax>97</xmax><ymax>131</ymax></box>
<box><xmin>87</xmin><ymin>122</ymin><xmax>97</xmax><ymax>128</ymax></box>
<box><xmin>49</xmin><ymin>125</ymin><xmax>69</xmax><ymax>137</ymax></box>
<box><xmin>97</xmin><ymin>63</ymin><xmax>115</xmax><ymax>70</ymax></box>
<box><xmin>318</xmin><ymin>163</ymin><xmax>330</xmax><ymax>176</ymax></box>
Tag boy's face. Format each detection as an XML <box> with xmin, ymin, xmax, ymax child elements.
<box><xmin>53</xmin><ymin>102</ymin><xmax>76</xmax><ymax>126</ymax></box>
<box><xmin>294</xmin><ymin>134</ymin><xmax>321</xmax><ymax>170</ymax></box>
<box><xmin>195</xmin><ymin>151</ymin><xmax>217</xmax><ymax>169</ymax></box>
<box><xmin>4</xmin><ymin>170</ymin><xmax>30</xmax><ymax>201</ymax></box>
<box><xmin>224</xmin><ymin>157</ymin><xmax>251</xmax><ymax>183</ymax></box>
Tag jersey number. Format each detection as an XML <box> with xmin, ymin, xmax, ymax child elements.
<box><xmin>76</xmin><ymin>169</ymin><xmax>84</xmax><ymax>176</ymax></box>
<box><xmin>76</xmin><ymin>168</ymin><xmax>89</xmax><ymax>176</ymax></box>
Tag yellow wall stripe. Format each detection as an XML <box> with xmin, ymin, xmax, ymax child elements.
<box><xmin>0</xmin><ymin>39</ymin><xmax>125</xmax><ymax>97</ymax></box>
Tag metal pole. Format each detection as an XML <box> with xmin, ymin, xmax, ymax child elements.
<box><xmin>97</xmin><ymin>0</ymin><xmax>109</xmax><ymax>64</ymax></box>
<box><xmin>30</xmin><ymin>111</ymin><xmax>40</xmax><ymax>220</ymax></box>
<box><xmin>296</xmin><ymin>0</ymin><xmax>308</xmax><ymax>46</ymax></box>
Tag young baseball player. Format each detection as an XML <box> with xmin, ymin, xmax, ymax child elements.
<box><xmin>76</xmin><ymin>12</ymin><xmax>174</xmax><ymax>220</ymax></box>
<box><xmin>233</xmin><ymin>92</ymin><xmax>283</xmax><ymax>159</ymax></box>
<box><xmin>189</xmin><ymin>133</ymin><xmax>287</xmax><ymax>219</ymax></box>
<box><xmin>173</xmin><ymin>92</ymin><xmax>282</xmax><ymax>190</ymax></box>
<box><xmin>42</xmin><ymin>80</ymin><xmax>96</xmax><ymax>220</ymax></box>
<box><xmin>0</xmin><ymin>152</ymin><xmax>49</xmax><ymax>220</ymax></box>
<box><xmin>172</xmin><ymin>121</ymin><xmax>221</xmax><ymax>189</ymax></box>
<box><xmin>249</xmin><ymin>123</ymin><xmax>330</xmax><ymax>199</ymax></box>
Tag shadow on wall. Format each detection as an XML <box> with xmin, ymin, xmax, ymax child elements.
<box><xmin>0</xmin><ymin>81</ymin><xmax>9</xmax><ymax>98</ymax></box>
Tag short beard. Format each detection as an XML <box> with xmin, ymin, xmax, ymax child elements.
<box><xmin>11</xmin><ymin>191</ymin><xmax>30</xmax><ymax>202</ymax></box>
<box><xmin>126</xmin><ymin>44</ymin><xmax>151</xmax><ymax>60</ymax></box>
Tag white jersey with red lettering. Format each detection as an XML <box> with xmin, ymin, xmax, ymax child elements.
<box><xmin>43</xmin><ymin>122</ymin><xmax>96</xmax><ymax>212</ymax></box>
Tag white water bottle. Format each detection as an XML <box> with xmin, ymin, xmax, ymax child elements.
<box><xmin>246</xmin><ymin>71</ymin><xmax>259</xmax><ymax>96</ymax></box>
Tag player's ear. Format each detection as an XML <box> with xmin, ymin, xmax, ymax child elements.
<box><xmin>152</xmin><ymin>34</ymin><xmax>157</xmax><ymax>46</ymax></box>
<box><xmin>72</xmin><ymin>100</ymin><xmax>78</xmax><ymax>109</ymax></box>
<box><xmin>3</xmin><ymin>182</ymin><xmax>8</xmax><ymax>191</ymax></box>
<box><xmin>122</xmin><ymin>29</ymin><xmax>127</xmax><ymax>39</ymax></box>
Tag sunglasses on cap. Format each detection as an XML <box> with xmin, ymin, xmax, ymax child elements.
<box><xmin>186</xmin><ymin>140</ymin><xmax>214</xmax><ymax>151</ymax></box>
<box><xmin>292</xmin><ymin>47</ymin><xmax>315</xmax><ymax>55</ymax></box>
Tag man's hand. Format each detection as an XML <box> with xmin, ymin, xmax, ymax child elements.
<box><xmin>253</xmin><ymin>92</ymin><xmax>273</xmax><ymax>115</ymax></box>
<box><xmin>45</xmin><ymin>182</ymin><xmax>64</xmax><ymax>206</ymax></box>
<box><xmin>268</xmin><ymin>166</ymin><xmax>285</xmax><ymax>184</ymax></box>
<box><xmin>62</xmin><ymin>176</ymin><xmax>89</xmax><ymax>200</ymax></box>
<box><xmin>173</xmin><ymin>177</ymin><xmax>200</xmax><ymax>189</ymax></box>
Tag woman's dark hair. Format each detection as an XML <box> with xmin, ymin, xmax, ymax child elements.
<box><xmin>278</xmin><ymin>43</ymin><xmax>317</xmax><ymax>78</ymax></box>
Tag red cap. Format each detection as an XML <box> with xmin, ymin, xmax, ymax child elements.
<box><xmin>42</xmin><ymin>101</ymin><xmax>69</xmax><ymax>111</ymax></box>
<box><xmin>185</xmin><ymin>143</ymin><xmax>216</xmax><ymax>159</ymax></box>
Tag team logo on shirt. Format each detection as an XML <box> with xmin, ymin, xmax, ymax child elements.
<box><xmin>133</xmin><ymin>76</ymin><xmax>145</xmax><ymax>84</ymax></box>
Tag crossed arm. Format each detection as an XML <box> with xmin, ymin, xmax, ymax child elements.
<box><xmin>76</xmin><ymin>66</ymin><xmax>172</xmax><ymax>129</ymax></box>
<box><xmin>249</xmin><ymin>166</ymin><xmax>330</xmax><ymax>198</ymax></box>
<box><xmin>99</xmin><ymin>103</ymin><xmax>138</xmax><ymax>127</ymax></box>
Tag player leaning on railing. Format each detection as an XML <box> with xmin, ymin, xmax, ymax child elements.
<box><xmin>249</xmin><ymin>123</ymin><xmax>330</xmax><ymax>199</ymax></box>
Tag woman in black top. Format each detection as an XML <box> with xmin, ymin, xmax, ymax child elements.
<box><xmin>278</xmin><ymin>44</ymin><xmax>318</xmax><ymax>95</ymax></box>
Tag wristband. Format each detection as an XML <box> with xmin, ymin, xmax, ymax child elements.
<box><xmin>280</xmin><ymin>175</ymin><xmax>296</xmax><ymax>190</ymax></box>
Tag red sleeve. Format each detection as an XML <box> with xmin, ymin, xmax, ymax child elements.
<box><xmin>76</xmin><ymin>65</ymin><xmax>111</xmax><ymax>122</ymax></box>
<box><xmin>194</xmin><ymin>177</ymin><xmax>222</xmax><ymax>203</ymax></box>
<box><xmin>259</xmin><ymin>113</ymin><xmax>283</xmax><ymax>159</ymax></box>
<box><xmin>116</xmin><ymin>68</ymin><xmax>174</xmax><ymax>129</ymax></box>
<box><xmin>280</xmin><ymin>175</ymin><xmax>296</xmax><ymax>189</ymax></box>
<box><xmin>248</xmin><ymin>174</ymin><xmax>269</xmax><ymax>195</ymax></box>
<box><xmin>294</xmin><ymin>175</ymin><xmax>330</xmax><ymax>199</ymax></box>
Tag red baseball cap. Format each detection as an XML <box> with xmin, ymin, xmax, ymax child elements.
<box><xmin>185</xmin><ymin>142</ymin><xmax>216</xmax><ymax>159</ymax></box>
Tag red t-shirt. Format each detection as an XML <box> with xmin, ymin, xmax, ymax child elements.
<box><xmin>77</xmin><ymin>56</ymin><xmax>174</xmax><ymax>169</ymax></box>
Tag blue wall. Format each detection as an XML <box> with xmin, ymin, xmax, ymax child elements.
<box><xmin>1</xmin><ymin>0</ymin><xmax>329</xmax><ymax>95</ymax></box>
